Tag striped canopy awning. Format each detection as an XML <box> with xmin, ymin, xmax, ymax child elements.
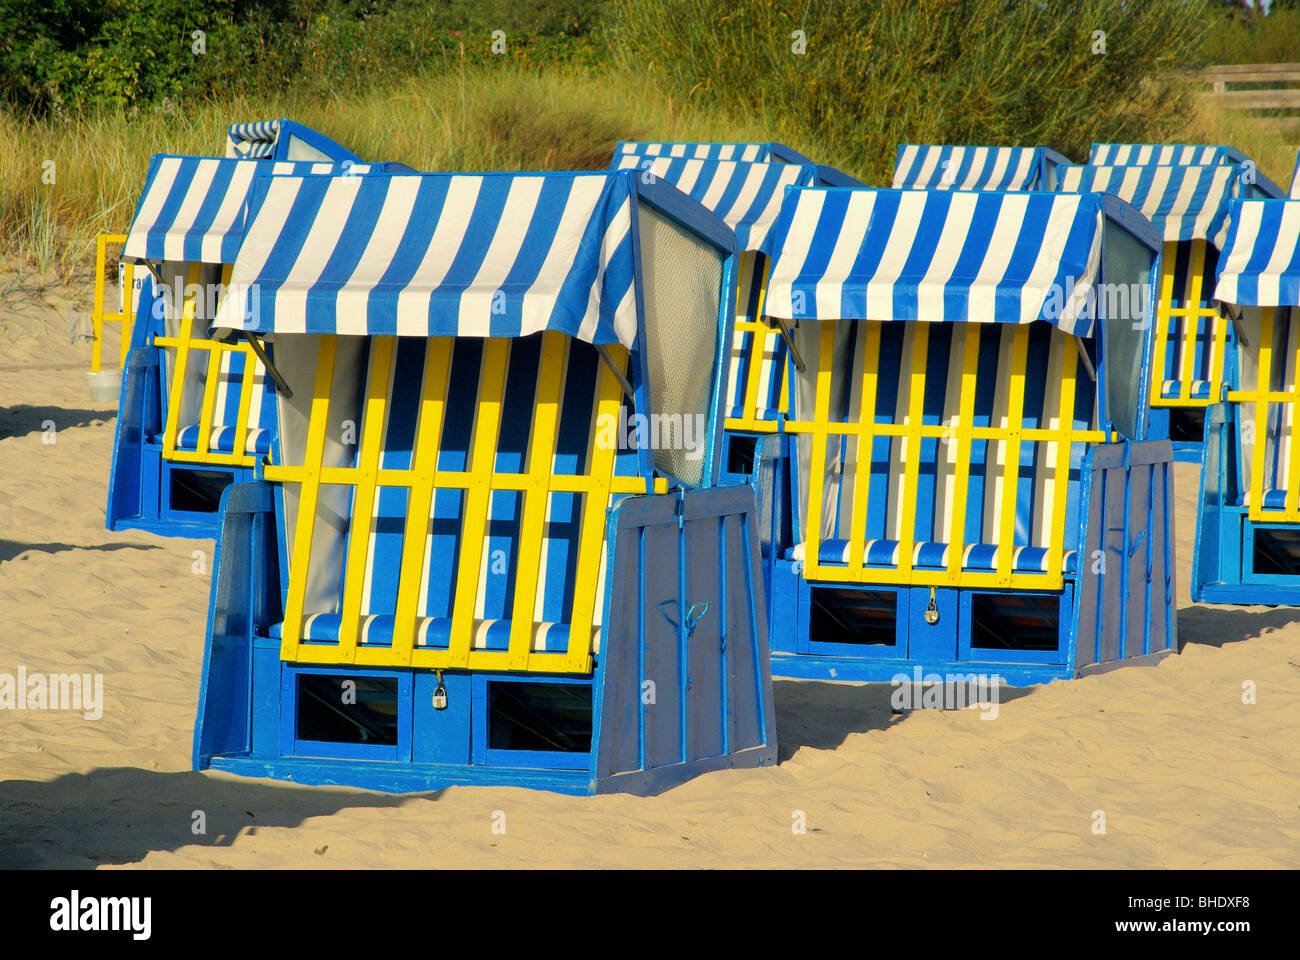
<box><xmin>1089</xmin><ymin>143</ymin><xmax>1234</xmax><ymax>165</ymax></box>
<box><xmin>122</xmin><ymin>156</ymin><xmax>384</xmax><ymax>264</ymax></box>
<box><xmin>226</xmin><ymin>120</ymin><xmax>282</xmax><ymax>159</ymax></box>
<box><xmin>760</xmin><ymin>188</ymin><xmax>1110</xmax><ymax>336</ymax></box>
<box><xmin>614</xmin><ymin>141</ymin><xmax>810</xmax><ymax>164</ymax></box>
<box><xmin>610</xmin><ymin>155</ymin><xmax>815</xmax><ymax>251</ymax></box>
<box><xmin>1214</xmin><ymin>199</ymin><xmax>1300</xmax><ymax>306</ymax></box>
<box><xmin>892</xmin><ymin>145</ymin><xmax>1048</xmax><ymax>191</ymax></box>
<box><xmin>215</xmin><ymin>172</ymin><xmax>642</xmax><ymax>346</ymax></box>
<box><xmin>1054</xmin><ymin>163</ymin><xmax>1242</xmax><ymax>247</ymax></box>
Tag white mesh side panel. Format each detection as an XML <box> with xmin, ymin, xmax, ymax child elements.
<box><xmin>277</xmin><ymin>334</ymin><xmax>369</xmax><ymax>615</ymax></box>
<box><xmin>284</xmin><ymin>135</ymin><xmax>334</xmax><ymax>163</ymax></box>
<box><xmin>636</xmin><ymin>206</ymin><xmax>724</xmax><ymax>487</ymax></box>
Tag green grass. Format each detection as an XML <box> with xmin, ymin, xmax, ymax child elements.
<box><xmin>3</xmin><ymin>0</ymin><xmax>1296</xmax><ymax>291</ymax></box>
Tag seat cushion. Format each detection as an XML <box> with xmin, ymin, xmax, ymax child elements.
<box><xmin>270</xmin><ymin>615</ymin><xmax>601</xmax><ymax>654</ymax></box>
<box><xmin>787</xmin><ymin>539</ymin><xmax>1078</xmax><ymax>575</ymax></box>
<box><xmin>1236</xmin><ymin>489</ymin><xmax>1290</xmax><ymax>509</ymax></box>
<box><xmin>176</xmin><ymin>423</ymin><xmax>270</xmax><ymax>456</ymax></box>
<box><xmin>1160</xmin><ymin>379</ymin><xmax>1213</xmax><ymax>401</ymax></box>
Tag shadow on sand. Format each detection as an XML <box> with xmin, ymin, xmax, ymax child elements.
<box><xmin>0</xmin><ymin>404</ymin><xmax>115</xmax><ymax>441</ymax></box>
<box><xmin>773</xmin><ymin>677</ymin><xmax>1031</xmax><ymax>761</ymax></box>
<box><xmin>0</xmin><ymin>540</ymin><xmax>161</xmax><ymax>565</ymax></box>
<box><xmin>0</xmin><ymin>766</ymin><xmax>433</xmax><ymax>868</ymax></box>
<box><xmin>1176</xmin><ymin>602</ymin><xmax>1300</xmax><ymax>650</ymax></box>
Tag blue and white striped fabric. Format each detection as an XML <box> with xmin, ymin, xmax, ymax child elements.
<box><xmin>1291</xmin><ymin>151</ymin><xmax>1300</xmax><ymax>199</ymax></box>
<box><xmin>610</xmin><ymin>155</ymin><xmax>816</xmax><ymax>251</ymax></box>
<box><xmin>122</xmin><ymin>156</ymin><xmax>373</xmax><ymax>264</ymax></box>
<box><xmin>216</xmin><ymin>172</ymin><xmax>641</xmax><ymax>347</ymax></box>
<box><xmin>761</xmin><ymin>188</ymin><xmax>1105</xmax><ymax>337</ymax></box>
<box><xmin>614</xmin><ymin>141</ymin><xmax>777</xmax><ymax>163</ymax></box>
<box><xmin>1054</xmin><ymin>163</ymin><xmax>1242</xmax><ymax>247</ymax></box>
<box><xmin>1214</xmin><ymin>199</ymin><xmax>1300</xmax><ymax>306</ymax></box>
<box><xmin>1089</xmin><ymin>143</ymin><xmax>1232</xmax><ymax>165</ymax></box>
<box><xmin>226</xmin><ymin>120</ymin><xmax>281</xmax><ymax>159</ymax></box>
<box><xmin>174</xmin><ymin>350</ymin><xmax>273</xmax><ymax>456</ymax></box>
<box><xmin>892</xmin><ymin>145</ymin><xmax>1046</xmax><ymax>191</ymax></box>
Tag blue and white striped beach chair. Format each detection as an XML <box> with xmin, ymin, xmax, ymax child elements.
<box><xmin>1055</xmin><ymin>157</ymin><xmax>1283</xmax><ymax>462</ymax></box>
<box><xmin>757</xmin><ymin>186</ymin><xmax>1177</xmax><ymax>685</ymax></box>
<box><xmin>1194</xmin><ymin>196</ymin><xmax>1300</xmax><ymax>603</ymax></box>
<box><xmin>193</xmin><ymin>169</ymin><xmax>777</xmax><ymax>794</ymax></box>
<box><xmin>106</xmin><ymin>124</ymin><xmax>408</xmax><ymax>538</ymax></box>
<box><xmin>892</xmin><ymin>144</ymin><xmax>1069</xmax><ymax>191</ymax></box>
<box><xmin>609</xmin><ymin>148</ymin><xmax>861</xmax><ymax>477</ymax></box>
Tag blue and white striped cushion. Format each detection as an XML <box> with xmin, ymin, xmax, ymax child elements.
<box><xmin>787</xmin><ymin>539</ymin><xmax>1078</xmax><ymax>574</ymax></box>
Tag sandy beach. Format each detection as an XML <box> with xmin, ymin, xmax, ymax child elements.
<box><xmin>1</xmin><ymin>270</ymin><xmax>1298</xmax><ymax>869</ymax></box>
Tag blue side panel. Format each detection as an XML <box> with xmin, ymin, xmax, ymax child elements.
<box><xmin>1077</xmin><ymin>440</ymin><xmax>1177</xmax><ymax>669</ymax></box>
<box><xmin>193</xmin><ymin>481</ymin><xmax>280</xmax><ymax>769</ymax></box>
<box><xmin>106</xmin><ymin>280</ymin><xmax>162</xmax><ymax>532</ymax></box>
<box><xmin>594</xmin><ymin>486</ymin><xmax>777</xmax><ymax>794</ymax></box>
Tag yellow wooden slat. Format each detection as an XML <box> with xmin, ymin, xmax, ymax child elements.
<box><xmin>1148</xmin><ymin>241</ymin><xmax>1177</xmax><ymax>408</ymax></box>
<box><xmin>1174</xmin><ymin>239</ymin><xmax>1207</xmax><ymax>404</ymax></box>
<box><xmin>846</xmin><ymin>321</ymin><xmax>881</xmax><ymax>573</ymax></box>
<box><xmin>334</xmin><ymin>337</ymin><xmax>395</xmax><ymax>661</ymax></box>
<box><xmin>1044</xmin><ymin>334</ymin><xmax>1081</xmax><ymax>580</ymax></box>
<box><xmin>894</xmin><ymin>325</ymin><xmax>931</xmax><ymax>577</ymax></box>
<box><xmin>560</xmin><ymin>344</ymin><xmax>626</xmax><ymax>675</ymax></box>
<box><xmin>1248</xmin><ymin>307</ymin><xmax>1276</xmax><ymax>523</ymax></box>
<box><xmin>386</xmin><ymin>338</ymin><xmax>454</xmax><ymax>667</ymax></box>
<box><xmin>1285</xmin><ymin>308</ymin><xmax>1300</xmax><ymax>518</ymax></box>
<box><xmin>279</xmin><ymin>336</ymin><xmax>338</xmax><ymax>664</ymax></box>
<box><xmin>447</xmin><ymin>339</ymin><xmax>510</xmax><ymax>664</ymax></box>
<box><xmin>943</xmin><ymin>324</ymin><xmax>983</xmax><ymax>583</ymax></box>
<box><xmin>160</xmin><ymin>263</ymin><xmax>203</xmax><ymax>459</ymax></box>
<box><xmin>995</xmin><ymin>326</ymin><xmax>1029</xmax><ymax>585</ymax></box>
<box><xmin>507</xmin><ymin>332</ymin><xmax>567</xmax><ymax>670</ymax></box>
<box><xmin>800</xmin><ymin>320</ymin><xmax>839</xmax><ymax>581</ymax></box>
<box><xmin>91</xmin><ymin>236</ymin><xmax>108</xmax><ymax>374</ymax></box>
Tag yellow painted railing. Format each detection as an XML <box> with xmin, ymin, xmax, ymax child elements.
<box><xmin>1226</xmin><ymin>306</ymin><xmax>1300</xmax><ymax>522</ymax></box>
<box><xmin>90</xmin><ymin>234</ymin><xmax>134</xmax><ymax>372</ymax></box>
<box><xmin>1149</xmin><ymin>239</ymin><xmax>1229</xmax><ymax>409</ymax></box>
<box><xmin>266</xmin><ymin>332</ymin><xmax>668</xmax><ymax>674</ymax></box>
<box><xmin>724</xmin><ymin>252</ymin><xmax>787</xmax><ymax>435</ymax></box>
<box><xmin>154</xmin><ymin>263</ymin><xmax>265</xmax><ymax>468</ymax></box>
<box><xmin>786</xmin><ymin>320</ymin><xmax>1106</xmax><ymax>591</ymax></box>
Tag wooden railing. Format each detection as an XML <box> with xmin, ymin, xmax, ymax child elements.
<box><xmin>1196</xmin><ymin>63</ymin><xmax>1300</xmax><ymax>132</ymax></box>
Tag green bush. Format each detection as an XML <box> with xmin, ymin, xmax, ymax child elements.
<box><xmin>607</xmin><ymin>0</ymin><xmax>1217</xmax><ymax>183</ymax></box>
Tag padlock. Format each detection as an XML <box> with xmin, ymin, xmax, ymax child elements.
<box><xmin>924</xmin><ymin>587</ymin><xmax>940</xmax><ymax>625</ymax></box>
<box><xmin>432</xmin><ymin>670</ymin><xmax>448</xmax><ymax>710</ymax></box>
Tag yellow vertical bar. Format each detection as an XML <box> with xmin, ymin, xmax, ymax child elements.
<box><xmin>1178</xmin><ymin>239</ymin><xmax>1207</xmax><ymax>403</ymax></box>
<box><xmin>944</xmin><ymin>324</ymin><xmax>983</xmax><ymax>582</ymax></box>
<box><xmin>161</xmin><ymin>263</ymin><xmax>202</xmax><ymax>459</ymax></box>
<box><xmin>448</xmin><ymin>338</ymin><xmax>510</xmax><ymax>664</ymax></box>
<box><xmin>1045</xmin><ymin>334</ymin><xmax>1080</xmax><ymax>581</ymax></box>
<box><xmin>334</xmin><ymin>337</ymin><xmax>395</xmax><ymax>662</ymax></box>
<box><xmin>279</xmin><ymin>336</ymin><xmax>338</xmax><ymax>662</ymax></box>
<box><xmin>507</xmin><ymin>332</ymin><xmax>566</xmax><ymax>670</ymax></box>
<box><xmin>1249</xmin><ymin>308</ymin><xmax>1275</xmax><ymax>522</ymax></box>
<box><xmin>193</xmin><ymin>344</ymin><xmax>223</xmax><ymax>459</ymax></box>
<box><xmin>91</xmin><ymin>236</ymin><xmax>107</xmax><ymax>373</ymax></box>
<box><xmin>1149</xmin><ymin>241</ymin><xmax>1176</xmax><ymax>406</ymax></box>
<box><xmin>995</xmin><ymin>326</ymin><xmax>1030</xmax><ymax>583</ymax></box>
<box><xmin>561</xmin><ymin>344</ymin><xmax>624</xmax><ymax>674</ymax></box>
<box><xmin>1286</xmin><ymin>309</ymin><xmax>1300</xmax><ymax>516</ymax></box>
<box><xmin>120</xmin><ymin>261</ymin><xmax>135</xmax><ymax>367</ymax></box>
<box><xmin>801</xmin><ymin>320</ymin><xmax>838</xmax><ymax>580</ymax></box>
<box><xmin>846</xmin><ymin>321</ymin><xmax>881</xmax><ymax>572</ymax></box>
<box><xmin>894</xmin><ymin>324</ymin><xmax>930</xmax><ymax>577</ymax></box>
<box><xmin>390</xmin><ymin>339</ymin><xmax>454</xmax><ymax>665</ymax></box>
<box><xmin>740</xmin><ymin>253</ymin><xmax>770</xmax><ymax>421</ymax></box>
